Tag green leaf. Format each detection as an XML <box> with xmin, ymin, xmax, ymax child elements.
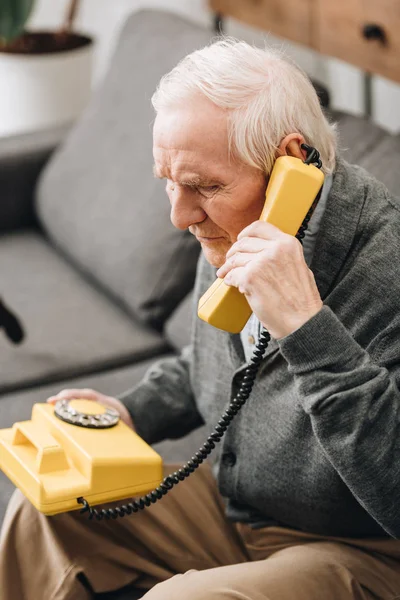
<box><xmin>0</xmin><ymin>0</ymin><xmax>35</xmax><ymax>43</ymax></box>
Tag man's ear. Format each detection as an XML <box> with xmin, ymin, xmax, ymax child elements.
<box><xmin>278</xmin><ymin>133</ymin><xmax>307</xmax><ymax>161</ymax></box>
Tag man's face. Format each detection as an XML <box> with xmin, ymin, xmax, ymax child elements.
<box><xmin>153</xmin><ymin>96</ymin><xmax>268</xmax><ymax>268</ymax></box>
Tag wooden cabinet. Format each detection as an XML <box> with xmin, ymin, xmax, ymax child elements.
<box><xmin>210</xmin><ymin>0</ymin><xmax>313</xmax><ymax>47</ymax></box>
<box><xmin>316</xmin><ymin>0</ymin><xmax>400</xmax><ymax>83</ymax></box>
<box><xmin>210</xmin><ymin>0</ymin><xmax>400</xmax><ymax>83</ymax></box>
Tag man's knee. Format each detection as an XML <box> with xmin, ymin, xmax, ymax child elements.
<box><xmin>143</xmin><ymin>545</ymin><xmax>362</xmax><ymax>600</ymax></box>
<box><xmin>143</xmin><ymin>571</ymin><xmax>230</xmax><ymax>600</ymax></box>
<box><xmin>265</xmin><ymin>544</ymin><xmax>362</xmax><ymax>599</ymax></box>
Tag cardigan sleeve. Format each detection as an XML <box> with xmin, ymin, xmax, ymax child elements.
<box><xmin>118</xmin><ymin>345</ymin><xmax>204</xmax><ymax>445</ymax></box>
<box><xmin>278</xmin><ymin>305</ymin><xmax>400</xmax><ymax>538</ymax></box>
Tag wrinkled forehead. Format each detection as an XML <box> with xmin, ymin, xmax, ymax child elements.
<box><xmin>152</xmin><ymin>103</ymin><xmax>232</xmax><ymax>178</ymax></box>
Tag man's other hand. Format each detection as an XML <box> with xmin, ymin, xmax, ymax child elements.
<box><xmin>47</xmin><ymin>388</ymin><xmax>135</xmax><ymax>430</ymax></box>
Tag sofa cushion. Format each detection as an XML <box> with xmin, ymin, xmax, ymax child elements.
<box><xmin>327</xmin><ymin>109</ymin><xmax>387</xmax><ymax>165</ymax></box>
<box><xmin>164</xmin><ymin>291</ymin><xmax>194</xmax><ymax>352</ymax></box>
<box><xmin>357</xmin><ymin>133</ymin><xmax>400</xmax><ymax>197</ymax></box>
<box><xmin>0</xmin><ymin>231</ymin><xmax>167</xmax><ymax>395</ymax></box>
<box><xmin>327</xmin><ymin>112</ymin><xmax>400</xmax><ymax>196</ymax></box>
<box><xmin>36</xmin><ymin>10</ymin><xmax>211</xmax><ymax>331</ymax></box>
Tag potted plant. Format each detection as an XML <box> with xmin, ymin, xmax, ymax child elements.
<box><xmin>0</xmin><ymin>0</ymin><xmax>94</xmax><ymax>137</ymax></box>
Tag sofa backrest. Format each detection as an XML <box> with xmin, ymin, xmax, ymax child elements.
<box><xmin>36</xmin><ymin>10</ymin><xmax>212</xmax><ymax>331</ymax></box>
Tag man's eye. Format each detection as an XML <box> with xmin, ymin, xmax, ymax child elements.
<box><xmin>199</xmin><ymin>185</ymin><xmax>219</xmax><ymax>195</ymax></box>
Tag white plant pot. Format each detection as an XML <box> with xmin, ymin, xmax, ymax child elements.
<box><xmin>0</xmin><ymin>33</ymin><xmax>94</xmax><ymax>138</ymax></box>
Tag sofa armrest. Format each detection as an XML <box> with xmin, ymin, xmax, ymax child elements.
<box><xmin>0</xmin><ymin>125</ymin><xmax>70</xmax><ymax>233</ymax></box>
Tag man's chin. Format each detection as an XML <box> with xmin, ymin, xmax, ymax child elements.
<box><xmin>201</xmin><ymin>245</ymin><xmax>228</xmax><ymax>269</ymax></box>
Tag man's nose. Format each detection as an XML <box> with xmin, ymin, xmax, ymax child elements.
<box><xmin>169</xmin><ymin>186</ymin><xmax>206</xmax><ymax>230</ymax></box>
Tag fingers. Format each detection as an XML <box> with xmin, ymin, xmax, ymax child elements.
<box><xmin>237</xmin><ymin>220</ymin><xmax>286</xmax><ymax>241</ymax></box>
<box><xmin>223</xmin><ymin>266</ymin><xmax>249</xmax><ymax>295</ymax></box>
<box><xmin>217</xmin><ymin>251</ymin><xmax>253</xmax><ymax>279</ymax></box>
<box><xmin>220</xmin><ymin>222</ymin><xmax>294</xmax><ymax>278</ymax></box>
<box><xmin>219</xmin><ymin>232</ymin><xmax>272</xmax><ymax>279</ymax></box>
<box><xmin>47</xmin><ymin>388</ymin><xmax>98</xmax><ymax>404</ymax></box>
<box><xmin>225</xmin><ymin>236</ymin><xmax>267</xmax><ymax>259</ymax></box>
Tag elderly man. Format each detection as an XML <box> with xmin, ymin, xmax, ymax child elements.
<box><xmin>1</xmin><ymin>39</ymin><xmax>400</xmax><ymax>600</ymax></box>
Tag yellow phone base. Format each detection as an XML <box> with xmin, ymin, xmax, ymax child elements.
<box><xmin>0</xmin><ymin>400</ymin><xmax>163</xmax><ymax>515</ymax></box>
<box><xmin>198</xmin><ymin>156</ymin><xmax>324</xmax><ymax>333</ymax></box>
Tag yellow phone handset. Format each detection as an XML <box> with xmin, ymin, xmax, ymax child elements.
<box><xmin>197</xmin><ymin>156</ymin><xmax>324</xmax><ymax>333</ymax></box>
<box><xmin>0</xmin><ymin>400</ymin><xmax>163</xmax><ymax>515</ymax></box>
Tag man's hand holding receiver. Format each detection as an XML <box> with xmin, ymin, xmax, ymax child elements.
<box><xmin>217</xmin><ymin>221</ymin><xmax>323</xmax><ymax>340</ymax></box>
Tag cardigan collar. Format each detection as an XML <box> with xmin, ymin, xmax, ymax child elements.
<box><xmin>310</xmin><ymin>157</ymin><xmax>366</xmax><ymax>300</ymax></box>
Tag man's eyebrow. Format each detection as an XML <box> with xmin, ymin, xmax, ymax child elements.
<box><xmin>180</xmin><ymin>175</ymin><xmax>218</xmax><ymax>187</ymax></box>
<box><xmin>152</xmin><ymin>166</ymin><xmax>219</xmax><ymax>187</ymax></box>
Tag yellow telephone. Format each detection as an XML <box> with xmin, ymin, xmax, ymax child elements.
<box><xmin>0</xmin><ymin>399</ymin><xmax>163</xmax><ymax>515</ymax></box>
<box><xmin>198</xmin><ymin>155</ymin><xmax>324</xmax><ymax>333</ymax></box>
<box><xmin>0</xmin><ymin>148</ymin><xmax>324</xmax><ymax>520</ymax></box>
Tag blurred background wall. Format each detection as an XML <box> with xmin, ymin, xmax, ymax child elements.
<box><xmin>25</xmin><ymin>0</ymin><xmax>400</xmax><ymax>134</ymax></box>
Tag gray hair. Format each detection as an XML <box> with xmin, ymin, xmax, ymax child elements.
<box><xmin>152</xmin><ymin>38</ymin><xmax>337</xmax><ymax>175</ymax></box>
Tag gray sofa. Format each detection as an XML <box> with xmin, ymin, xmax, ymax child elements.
<box><xmin>1</xmin><ymin>8</ymin><xmax>400</xmax><ymax>599</ymax></box>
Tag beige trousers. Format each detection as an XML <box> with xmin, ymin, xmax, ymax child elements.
<box><xmin>1</xmin><ymin>463</ymin><xmax>400</xmax><ymax>600</ymax></box>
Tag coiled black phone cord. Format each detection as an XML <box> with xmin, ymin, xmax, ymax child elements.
<box><xmin>77</xmin><ymin>327</ymin><xmax>272</xmax><ymax>521</ymax></box>
<box><xmin>78</xmin><ymin>148</ymin><xmax>322</xmax><ymax>521</ymax></box>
